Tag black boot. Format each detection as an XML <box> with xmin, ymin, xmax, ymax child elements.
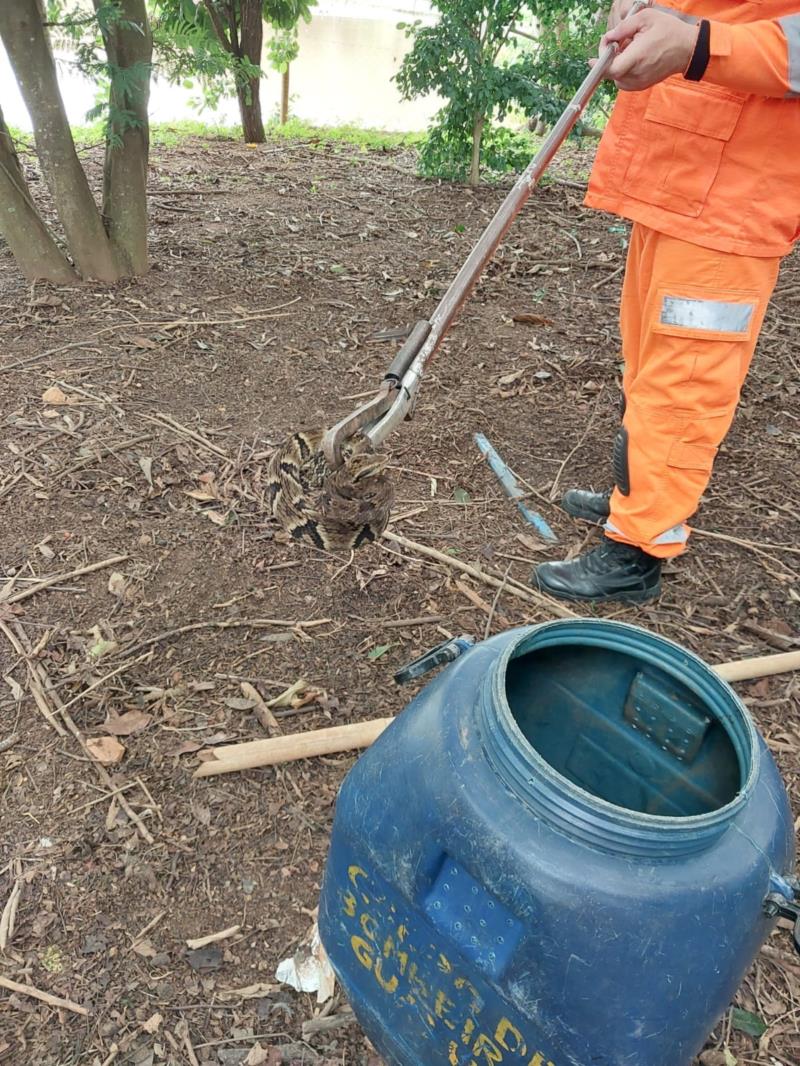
<box><xmin>533</xmin><ymin>534</ymin><xmax>662</xmax><ymax>604</ymax></box>
<box><xmin>561</xmin><ymin>488</ymin><xmax>612</xmax><ymax>525</ymax></box>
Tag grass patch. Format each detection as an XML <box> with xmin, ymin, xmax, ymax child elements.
<box><xmin>8</xmin><ymin>117</ymin><xmax>423</xmax><ymax>154</ymax></box>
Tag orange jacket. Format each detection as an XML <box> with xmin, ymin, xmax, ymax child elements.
<box><xmin>586</xmin><ymin>2</ymin><xmax>800</xmax><ymax>257</ymax></box>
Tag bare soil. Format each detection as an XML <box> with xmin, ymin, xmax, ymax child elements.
<box><xmin>0</xmin><ymin>135</ymin><xmax>798</xmax><ymax>1066</ymax></box>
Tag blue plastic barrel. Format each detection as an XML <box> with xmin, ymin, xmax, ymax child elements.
<box><xmin>319</xmin><ymin>620</ymin><xmax>799</xmax><ymax>1066</ymax></box>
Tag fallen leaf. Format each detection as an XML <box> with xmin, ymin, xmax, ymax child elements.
<box><xmin>141</xmin><ymin>1012</ymin><xmax>162</xmax><ymax>1034</ymax></box>
<box><xmin>512</xmin><ymin>312</ymin><xmax>554</xmax><ymax>326</ymax></box>
<box><xmin>86</xmin><ymin>736</ymin><xmax>125</xmax><ymax>765</ymax></box>
<box><xmin>729</xmin><ymin>1007</ymin><xmax>766</xmax><ymax>1037</ymax></box>
<box><xmin>138</xmin><ymin>457</ymin><xmax>154</xmax><ymax>487</ymax></box>
<box><xmin>131</xmin><ymin>937</ymin><xmax>157</xmax><ymax>959</ymax></box>
<box><xmin>32</xmin><ymin>294</ymin><xmax>63</xmax><ymax>308</ymax></box>
<box><xmin>244</xmin><ymin>1045</ymin><xmax>281</xmax><ymax>1066</ymax></box>
<box><xmin>186</xmin><ymin>943</ymin><xmax>222</xmax><ymax>972</ymax></box>
<box><xmin>224</xmin><ymin>697</ymin><xmax>256</xmax><ymax>711</ymax></box>
<box><xmin>89</xmin><ymin>636</ymin><xmax>118</xmax><ymax>660</ymax></box>
<box><xmin>183</xmin><ymin>488</ymin><xmax>218</xmax><ymax>502</ymax></box>
<box><xmin>367</xmin><ymin>644</ymin><xmax>394</xmax><ymax>661</ymax></box>
<box><xmin>102</xmin><ymin>709</ymin><xmax>153</xmax><ymax>737</ymax></box>
<box><xmin>168</xmin><ymin>739</ymin><xmax>203</xmax><ymax>756</ymax></box>
<box><xmin>41</xmin><ymin>385</ymin><xmax>70</xmax><ymax>405</ymax></box>
<box><xmin>107</xmin><ymin>571</ymin><xmax>128</xmax><ymax>598</ymax></box>
<box><xmin>452</xmin><ymin>487</ymin><xmax>470</xmax><ymax>504</ymax></box>
<box><xmin>204</xmin><ymin>510</ymin><xmax>227</xmax><ymax>526</ymax></box>
<box><xmin>37</xmin><ymin>541</ymin><xmax>55</xmax><ymax>560</ymax></box>
<box><xmin>129</xmin><ymin>335</ymin><xmax>158</xmax><ymax>350</ymax></box>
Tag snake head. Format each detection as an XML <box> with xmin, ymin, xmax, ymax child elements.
<box><xmin>341</xmin><ymin>437</ymin><xmax>389</xmax><ymax>481</ymax></box>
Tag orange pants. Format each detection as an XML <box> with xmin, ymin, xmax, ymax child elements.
<box><xmin>605</xmin><ymin>224</ymin><xmax>781</xmax><ymax>559</ymax></box>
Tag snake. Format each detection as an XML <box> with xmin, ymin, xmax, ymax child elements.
<box><xmin>266</xmin><ymin>429</ymin><xmax>395</xmax><ymax>551</ymax></box>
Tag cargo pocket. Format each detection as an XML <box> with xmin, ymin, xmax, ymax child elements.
<box><xmin>623</xmin><ymin>80</ymin><xmax>745</xmax><ymax>217</ymax></box>
<box><xmin>666</xmin><ymin>440</ymin><xmax>717</xmax><ymax>474</ymax></box>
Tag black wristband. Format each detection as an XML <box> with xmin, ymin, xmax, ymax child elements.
<box><xmin>684</xmin><ymin>19</ymin><xmax>711</xmax><ymax>82</ymax></box>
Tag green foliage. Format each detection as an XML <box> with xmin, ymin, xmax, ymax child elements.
<box><xmin>396</xmin><ymin>0</ymin><xmax>608</xmax><ymax>183</ymax></box>
<box><xmin>45</xmin><ymin>1</ymin><xmax>151</xmax><ymax>146</ymax></box>
<box><xmin>151</xmin><ymin>1</ymin><xmax>315</xmax><ymax>111</ymax></box>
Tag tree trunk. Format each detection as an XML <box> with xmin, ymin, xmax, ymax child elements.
<box><xmin>0</xmin><ymin>106</ymin><xmax>76</xmax><ymax>282</ymax></box>
<box><xmin>237</xmin><ymin>0</ymin><xmax>265</xmax><ymax>142</ymax></box>
<box><xmin>469</xmin><ymin>113</ymin><xmax>485</xmax><ymax>187</ymax></box>
<box><xmin>0</xmin><ymin>0</ymin><xmax>119</xmax><ymax>281</ymax></box>
<box><xmin>281</xmin><ymin>67</ymin><xmax>290</xmax><ymax>126</ymax></box>
<box><xmin>96</xmin><ymin>0</ymin><xmax>152</xmax><ymax>276</ymax></box>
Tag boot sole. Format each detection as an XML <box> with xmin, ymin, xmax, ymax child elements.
<box><xmin>534</xmin><ymin>579</ymin><xmax>662</xmax><ymax>605</ymax></box>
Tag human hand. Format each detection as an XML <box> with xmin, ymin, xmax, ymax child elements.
<box><xmin>599</xmin><ymin>9</ymin><xmax>698</xmax><ymax>91</ymax></box>
<box><xmin>607</xmin><ymin>0</ymin><xmax>642</xmax><ymax>32</ymax></box>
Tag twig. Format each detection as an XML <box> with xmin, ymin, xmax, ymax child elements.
<box><xmin>591</xmin><ymin>263</ymin><xmax>624</xmax><ymax>290</ymax></box>
<box><xmin>0</xmin><ymin>974</ymin><xmax>88</xmax><ymax>1016</ymax></box>
<box><xmin>118</xmin><ymin>618</ymin><xmax>331</xmax><ymax>658</ymax></box>
<box><xmin>71</xmin><ymin>782</ymin><xmax>137</xmax><ymax>814</ymax></box>
<box><xmin>549</xmin><ymin>388</ymin><xmax>604</xmax><ymax>501</ymax></box>
<box><xmin>0</xmin><ymin>622</ymin><xmax>67</xmax><ymax>736</ymax></box>
<box><xmin>143</xmin><ymin>413</ymin><xmax>229</xmax><ymax>459</ymax></box>
<box><xmin>693</xmin><ymin>527</ymin><xmax>800</xmax><ymax>557</ymax></box>
<box><xmin>382</xmin><ymin>531</ymin><xmax>576</xmax><ymax>620</ymax></box>
<box><xmin>186</xmin><ymin>925</ymin><xmax>241</xmax><ymax>950</ymax></box>
<box><xmin>2</xmin><ymin>554</ymin><xmax>129</xmax><ymax>606</ymax></box>
<box><xmin>10</xmin><ymin>622</ymin><xmax>155</xmax><ymax>846</ymax></box>
<box><xmin>129</xmin><ymin>910</ymin><xmax>166</xmax><ymax>951</ymax></box>
<box><xmin>485</xmin><ymin>565</ymin><xmax>512</xmax><ymax>640</ymax></box>
<box><xmin>0</xmin><ymin>734</ymin><xmax>19</xmax><ymax>754</ymax></box>
<box><xmin>382</xmin><ymin>615</ymin><xmax>444</xmax><ymax>629</ymax></box>
<box><xmin>55</xmin><ymin>653</ymin><xmax>152</xmax><ymax>716</ymax></box>
<box><xmin>240</xmin><ymin>682</ymin><xmax>281</xmax><ymax>736</ymax></box>
<box><xmin>99</xmin><ymin>1045</ymin><xmax>119</xmax><ymax>1066</ymax></box>
<box><xmin>0</xmin><ymin>880</ymin><xmax>21</xmax><ymax>951</ymax></box>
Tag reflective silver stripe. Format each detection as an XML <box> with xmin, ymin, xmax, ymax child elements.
<box><xmin>606</xmin><ymin>520</ymin><xmax>689</xmax><ymax>547</ymax></box>
<box><xmin>780</xmin><ymin>15</ymin><xmax>800</xmax><ymax>97</ymax></box>
<box><xmin>652</xmin><ymin>524</ymin><xmax>689</xmax><ymax>547</ymax></box>
<box><xmin>660</xmin><ymin>295</ymin><xmax>755</xmax><ymax>334</ymax></box>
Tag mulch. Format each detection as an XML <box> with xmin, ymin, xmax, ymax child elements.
<box><xmin>0</xmin><ymin>133</ymin><xmax>797</xmax><ymax>1066</ymax></box>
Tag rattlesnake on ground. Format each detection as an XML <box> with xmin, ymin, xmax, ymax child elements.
<box><xmin>266</xmin><ymin>429</ymin><xmax>395</xmax><ymax>551</ymax></box>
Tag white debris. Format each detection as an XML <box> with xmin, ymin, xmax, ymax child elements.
<box><xmin>275</xmin><ymin>922</ymin><xmax>335</xmax><ymax>1003</ymax></box>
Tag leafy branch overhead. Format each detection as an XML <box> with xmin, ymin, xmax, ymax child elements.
<box><xmin>395</xmin><ymin>0</ymin><xmax>611</xmax><ymax>185</ymax></box>
<box><xmin>151</xmin><ymin>0</ymin><xmax>316</xmax><ymax>142</ymax></box>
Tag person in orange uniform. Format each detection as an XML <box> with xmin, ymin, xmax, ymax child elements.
<box><xmin>534</xmin><ymin>0</ymin><xmax>799</xmax><ymax>603</ymax></box>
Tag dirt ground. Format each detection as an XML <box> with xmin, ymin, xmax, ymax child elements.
<box><xmin>0</xmin><ymin>133</ymin><xmax>798</xmax><ymax>1066</ymax></box>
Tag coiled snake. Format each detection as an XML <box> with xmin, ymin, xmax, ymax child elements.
<box><xmin>266</xmin><ymin>429</ymin><xmax>395</xmax><ymax>551</ymax></box>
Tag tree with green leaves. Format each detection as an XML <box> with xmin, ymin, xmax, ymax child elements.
<box><xmin>396</xmin><ymin>0</ymin><xmax>607</xmax><ymax>186</ymax></box>
<box><xmin>151</xmin><ymin>1</ymin><xmax>315</xmax><ymax>143</ymax></box>
<box><xmin>0</xmin><ymin>0</ymin><xmax>152</xmax><ymax>282</ymax></box>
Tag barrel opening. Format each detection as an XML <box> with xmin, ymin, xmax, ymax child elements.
<box><xmin>505</xmin><ymin>642</ymin><xmax>744</xmax><ymax>818</ymax></box>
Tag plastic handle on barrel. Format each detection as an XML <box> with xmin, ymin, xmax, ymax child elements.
<box><xmin>394</xmin><ymin>636</ymin><xmax>475</xmax><ymax>685</ymax></box>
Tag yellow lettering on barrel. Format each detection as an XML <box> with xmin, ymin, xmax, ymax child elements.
<box><xmin>342</xmin><ymin>891</ymin><xmax>358</xmax><ymax>918</ymax></box>
<box><xmin>360</xmin><ymin>912</ymin><xmax>378</xmax><ymax>942</ymax></box>
<box><xmin>373</xmin><ymin>956</ymin><xmax>399</xmax><ymax>994</ymax></box>
<box><xmin>434</xmin><ymin>989</ymin><xmax>457</xmax><ymax>1031</ymax></box>
<box><xmin>348</xmin><ymin>864</ymin><xmax>370</xmax><ymax>904</ymax></box>
<box><xmin>350</xmin><ymin>936</ymin><xmax>374</xmax><ymax>971</ymax></box>
<box><xmin>461</xmin><ymin>1018</ymin><xmax>476</xmax><ymax>1045</ymax></box>
<box><xmin>527</xmin><ymin>1055</ymin><xmax>554</xmax><ymax>1066</ymax></box>
<box><xmin>448</xmin><ymin>1041</ymin><xmax>460</xmax><ymax>1066</ymax></box>
<box><xmin>472</xmin><ymin>1034</ymin><xmax>503</xmax><ymax>1063</ymax></box>
<box><xmin>495</xmin><ymin>1018</ymin><xmax>526</xmax><ymax>1056</ymax></box>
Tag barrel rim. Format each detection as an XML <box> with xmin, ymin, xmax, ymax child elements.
<box><xmin>481</xmin><ymin>619</ymin><xmax>760</xmax><ymax>857</ymax></box>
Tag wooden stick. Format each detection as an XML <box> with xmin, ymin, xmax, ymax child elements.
<box><xmin>0</xmin><ymin>974</ymin><xmax>88</xmax><ymax>1016</ymax></box>
<box><xmin>193</xmin><ymin>718</ymin><xmax>394</xmax><ymax>778</ymax></box>
<box><xmin>3</xmin><ymin>555</ymin><xmax>129</xmax><ymax>606</ymax></box>
<box><xmin>382</xmin><ymin>531</ymin><xmax>576</xmax><ymax>620</ymax></box>
<box><xmin>194</xmin><ymin>650</ymin><xmax>800</xmax><ymax>779</ymax></box>
<box><xmin>714</xmin><ymin>650</ymin><xmax>800</xmax><ymax>684</ymax></box>
<box><xmin>186</xmin><ymin>925</ymin><xmax>240</xmax><ymax>950</ymax></box>
<box><xmin>0</xmin><ymin>622</ymin><xmax>67</xmax><ymax>736</ymax></box>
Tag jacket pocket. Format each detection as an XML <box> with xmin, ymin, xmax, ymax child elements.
<box><xmin>622</xmin><ymin>79</ymin><xmax>745</xmax><ymax>217</ymax></box>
